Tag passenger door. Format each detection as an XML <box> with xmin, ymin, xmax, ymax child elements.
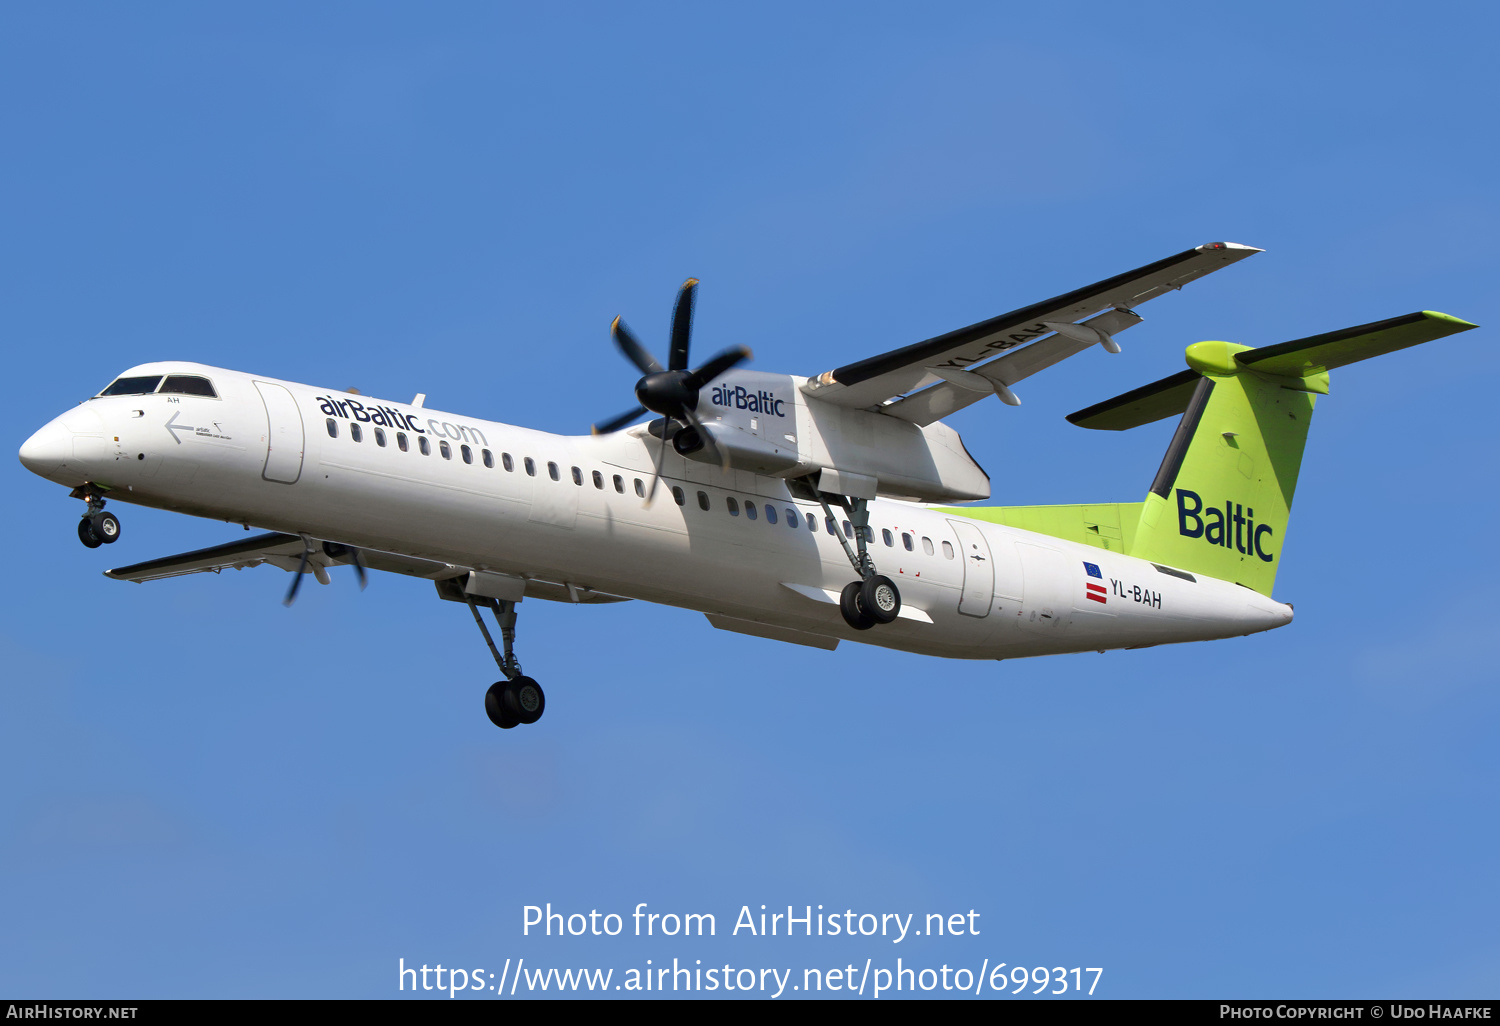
<box><xmin>254</xmin><ymin>381</ymin><xmax>304</xmax><ymax>484</ymax></box>
<box><xmin>947</xmin><ymin>518</ymin><xmax>994</xmax><ymax>617</ymax></box>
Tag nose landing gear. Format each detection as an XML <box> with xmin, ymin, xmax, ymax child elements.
<box><xmin>72</xmin><ymin>487</ymin><xmax>121</xmax><ymax>548</ymax></box>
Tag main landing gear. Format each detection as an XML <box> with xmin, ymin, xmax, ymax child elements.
<box><xmin>72</xmin><ymin>486</ymin><xmax>121</xmax><ymax>548</ymax></box>
<box><xmin>814</xmin><ymin>489</ymin><xmax>901</xmax><ymax>632</ymax></box>
<box><xmin>437</xmin><ymin>580</ymin><xmax>546</xmax><ymax>730</ymax></box>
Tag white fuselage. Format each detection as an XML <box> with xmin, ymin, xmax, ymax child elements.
<box><xmin>20</xmin><ymin>362</ymin><xmax>1292</xmax><ymax>659</ymax></box>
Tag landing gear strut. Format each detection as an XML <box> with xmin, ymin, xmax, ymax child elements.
<box><xmin>455</xmin><ymin>590</ymin><xmax>546</xmax><ymax>730</ymax></box>
<box><xmin>72</xmin><ymin>486</ymin><xmax>120</xmax><ymax>548</ymax></box>
<box><xmin>814</xmin><ymin>489</ymin><xmax>900</xmax><ymax>631</ymax></box>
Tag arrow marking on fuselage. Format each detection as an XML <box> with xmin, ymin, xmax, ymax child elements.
<box><xmin>165</xmin><ymin>411</ymin><xmax>196</xmax><ymax>444</ymax></box>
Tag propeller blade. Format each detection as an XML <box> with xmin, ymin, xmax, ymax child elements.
<box><xmin>643</xmin><ymin>429</ymin><xmax>670</xmax><ymax>507</ymax></box>
<box><xmin>284</xmin><ymin>544</ymin><xmax>311</xmax><ymax>607</ymax></box>
<box><xmin>592</xmin><ymin>405</ymin><xmax>647</xmax><ymax>435</ymax></box>
<box><xmin>351</xmin><ymin>547</ymin><xmax>368</xmax><ymax>591</ymax></box>
<box><xmin>668</xmin><ymin>279</ymin><xmax>698</xmax><ymax>372</ymax></box>
<box><xmin>685</xmin><ymin>345</ymin><xmax>752</xmax><ymax>390</ymax></box>
<box><xmin>681</xmin><ymin>407</ymin><xmax>730</xmax><ymax>472</ymax></box>
<box><xmin>612</xmin><ymin>316</ymin><xmax>663</xmax><ymax>375</ymax></box>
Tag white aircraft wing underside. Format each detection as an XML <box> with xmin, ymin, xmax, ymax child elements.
<box><xmin>104</xmin><ymin>531</ymin><xmax>458</xmax><ymax>583</ymax></box>
<box><xmin>881</xmin><ymin>307</ymin><xmax>1147</xmax><ymax>426</ymax></box>
<box><xmin>802</xmin><ymin>242</ymin><xmax>1260</xmax><ymax>422</ymax></box>
<box><xmin>104</xmin><ymin>531</ymin><xmax>628</xmax><ymax>604</ymax></box>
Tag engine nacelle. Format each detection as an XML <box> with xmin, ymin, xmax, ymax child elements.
<box><xmin>672</xmin><ymin>420</ymin><xmax>808</xmax><ymax>476</ymax></box>
<box><xmin>673</xmin><ymin>369</ymin><xmax>990</xmax><ymax>503</ymax></box>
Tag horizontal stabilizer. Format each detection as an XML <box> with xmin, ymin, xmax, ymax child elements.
<box><xmin>1068</xmin><ymin>311</ymin><xmax>1478</xmax><ymax>431</ymax></box>
<box><xmin>1066</xmin><ymin>369</ymin><xmax>1200</xmax><ymax>431</ymax></box>
<box><xmin>1235</xmin><ymin>310</ymin><xmax>1477</xmax><ymax>377</ymax></box>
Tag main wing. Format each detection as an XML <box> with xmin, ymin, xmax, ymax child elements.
<box><xmin>104</xmin><ymin>532</ymin><xmax>628</xmax><ymax>604</ymax></box>
<box><xmin>801</xmin><ymin>242</ymin><xmax>1260</xmax><ymax>425</ymax></box>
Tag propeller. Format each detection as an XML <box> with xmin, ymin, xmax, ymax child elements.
<box><xmin>591</xmin><ymin>279</ymin><xmax>752</xmax><ymax>503</ymax></box>
<box><xmin>283</xmin><ymin>538</ymin><xmax>367</xmax><ymax>606</ymax></box>
<box><xmin>323</xmin><ymin>541</ymin><xmax>368</xmax><ymax>590</ymax></box>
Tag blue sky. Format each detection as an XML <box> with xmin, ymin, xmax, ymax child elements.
<box><xmin>2</xmin><ymin>2</ymin><xmax>1496</xmax><ymax>999</ymax></box>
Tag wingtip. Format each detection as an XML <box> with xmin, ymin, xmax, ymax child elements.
<box><xmin>1199</xmin><ymin>241</ymin><xmax>1264</xmax><ymax>254</ymax></box>
<box><xmin>1420</xmin><ymin>310</ymin><xmax>1480</xmax><ymax>329</ymax></box>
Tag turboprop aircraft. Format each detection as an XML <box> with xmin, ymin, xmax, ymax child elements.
<box><xmin>17</xmin><ymin>242</ymin><xmax>1478</xmax><ymax>730</ymax></box>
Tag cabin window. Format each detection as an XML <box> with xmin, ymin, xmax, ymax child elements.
<box><xmin>806</xmin><ymin>513</ymin><xmax>817</xmax><ymax>531</ymax></box>
<box><xmin>882</xmin><ymin>528</ymin><xmax>893</xmax><ymax>547</ymax></box>
<box><xmin>99</xmin><ymin>375</ymin><xmax>162</xmax><ymax>397</ymax></box>
<box><xmin>745</xmin><ymin>501</ymin><xmax>758</xmax><ymax>521</ymax></box>
<box><xmin>942</xmin><ymin>540</ymin><xmax>954</xmax><ymax>559</ymax></box>
<box><xmin>634</xmin><ymin>478</ymin><xmax>645</xmax><ymax>498</ymax></box>
<box><xmin>482</xmin><ymin>448</ymin><xmax>494</xmax><ymax>468</ymax></box>
<box><xmin>461</xmin><ymin>444</ymin><xmax>473</xmax><ymax>464</ymax></box>
<box><xmin>374</xmin><ymin>427</ymin><xmax>387</xmax><ymax>447</ymax></box>
<box><xmin>613</xmin><ymin>474</ymin><xmax>625</xmax><ymax>493</ymax></box>
<box><xmin>861</xmin><ymin>526</ymin><xmax>874</xmax><ymax>543</ymax></box>
<box><xmin>727</xmin><ymin>497</ymin><xmax>740</xmax><ymax>516</ymax></box>
<box><xmin>902</xmin><ymin>532</ymin><xmax>913</xmax><ymax>551</ymax></box>
<box><xmin>350</xmin><ymin>423</ymin><xmax>363</xmax><ymax>443</ymax></box>
<box><xmin>592</xmin><ymin>470</ymin><xmax>604</xmax><ymax>489</ymax></box>
<box><xmin>397</xmin><ymin>432</ymin><xmax>409</xmax><ymax>452</ymax></box>
<box><xmin>547</xmin><ymin>461</ymin><xmax>559</xmax><ymax>481</ymax></box>
<box><xmin>571</xmin><ymin>466</ymin><xmax>582</xmax><ymax>486</ymax></box>
<box><xmin>159</xmin><ymin>374</ymin><xmax>217</xmax><ymax>398</ymax></box>
<box><xmin>524</xmin><ymin>457</ymin><xmax>535</xmax><ymax>476</ymax></box>
<box><xmin>697</xmin><ymin>491</ymin><xmax>710</xmax><ymax>511</ymax></box>
<box><xmin>439</xmin><ymin>440</ymin><xmax>452</xmax><ymax>459</ymax></box>
<box><xmin>843</xmin><ymin>521</ymin><xmax>854</xmax><ymax>538</ymax></box>
<box><xmin>922</xmin><ymin>536</ymin><xmax>934</xmax><ymax>556</ymax></box>
<box><xmin>765</xmin><ymin>505</ymin><xmax>778</xmax><ymax>525</ymax></box>
<box><xmin>786</xmin><ymin>508</ymin><xmax>798</xmax><ymax>528</ymax></box>
<box><xmin>672</xmin><ymin>486</ymin><xmax>685</xmax><ymax>506</ymax></box>
<box><xmin>502</xmin><ymin>452</ymin><xmax>513</xmax><ymax>471</ymax></box>
<box><xmin>419</xmin><ymin>436</ymin><xmax>431</xmax><ymax>455</ymax></box>
<box><xmin>326</xmin><ymin>418</ymin><xmax>338</xmax><ymax>438</ymax></box>
<box><xmin>825</xmin><ymin>516</ymin><xmax>837</xmax><ymax>536</ymax></box>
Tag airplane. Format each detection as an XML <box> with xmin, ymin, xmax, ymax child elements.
<box><xmin>17</xmin><ymin>242</ymin><xmax>1478</xmax><ymax>730</ymax></box>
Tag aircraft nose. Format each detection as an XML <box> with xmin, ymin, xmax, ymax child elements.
<box><xmin>19</xmin><ymin>419</ymin><xmax>71</xmax><ymax>476</ymax></box>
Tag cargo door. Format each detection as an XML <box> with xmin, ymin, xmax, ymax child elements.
<box><xmin>1016</xmin><ymin>542</ymin><xmax>1071</xmax><ymax>633</ymax></box>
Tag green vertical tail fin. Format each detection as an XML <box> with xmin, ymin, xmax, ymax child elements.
<box><xmin>1066</xmin><ymin>311</ymin><xmax>1477</xmax><ymax>595</ymax></box>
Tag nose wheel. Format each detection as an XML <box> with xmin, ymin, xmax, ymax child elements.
<box><xmin>73</xmin><ymin>488</ymin><xmax>121</xmax><ymax>547</ymax></box>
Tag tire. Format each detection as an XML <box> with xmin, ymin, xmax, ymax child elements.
<box><xmin>504</xmin><ymin>676</ymin><xmax>546</xmax><ymax>725</ymax></box>
<box><xmin>860</xmin><ymin>575</ymin><xmax>900</xmax><ymax>624</ymax></box>
<box><xmin>839</xmin><ymin>581</ymin><xmax>875</xmax><ymax>630</ymax></box>
<box><xmin>77</xmin><ymin>518</ymin><xmax>102</xmax><ymax>549</ymax></box>
<box><xmin>90</xmin><ymin>512</ymin><xmax>121</xmax><ymax>544</ymax></box>
<box><xmin>485</xmin><ymin>681</ymin><xmax>520</xmax><ymax>729</ymax></box>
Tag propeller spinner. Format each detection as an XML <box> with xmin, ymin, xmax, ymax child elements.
<box><xmin>593</xmin><ymin>279</ymin><xmax>752</xmax><ymax>502</ymax></box>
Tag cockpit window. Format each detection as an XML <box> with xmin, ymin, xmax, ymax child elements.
<box><xmin>99</xmin><ymin>375</ymin><xmax>162</xmax><ymax>397</ymax></box>
<box><xmin>159</xmin><ymin>375</ymin><xmax>217</xmax><ymax>398</ymax></box>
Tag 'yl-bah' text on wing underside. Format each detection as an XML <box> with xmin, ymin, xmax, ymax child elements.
<box><xmin>802</xmin><ymin>242</ymin><xmax>1261</xmax><ymax>425</ymax></box>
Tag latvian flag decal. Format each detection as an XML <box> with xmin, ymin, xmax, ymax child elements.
<box><xmin>1083</xmin><ymin>562</ymin><xmax>1107</xmax><ymax>604</ymax></box>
